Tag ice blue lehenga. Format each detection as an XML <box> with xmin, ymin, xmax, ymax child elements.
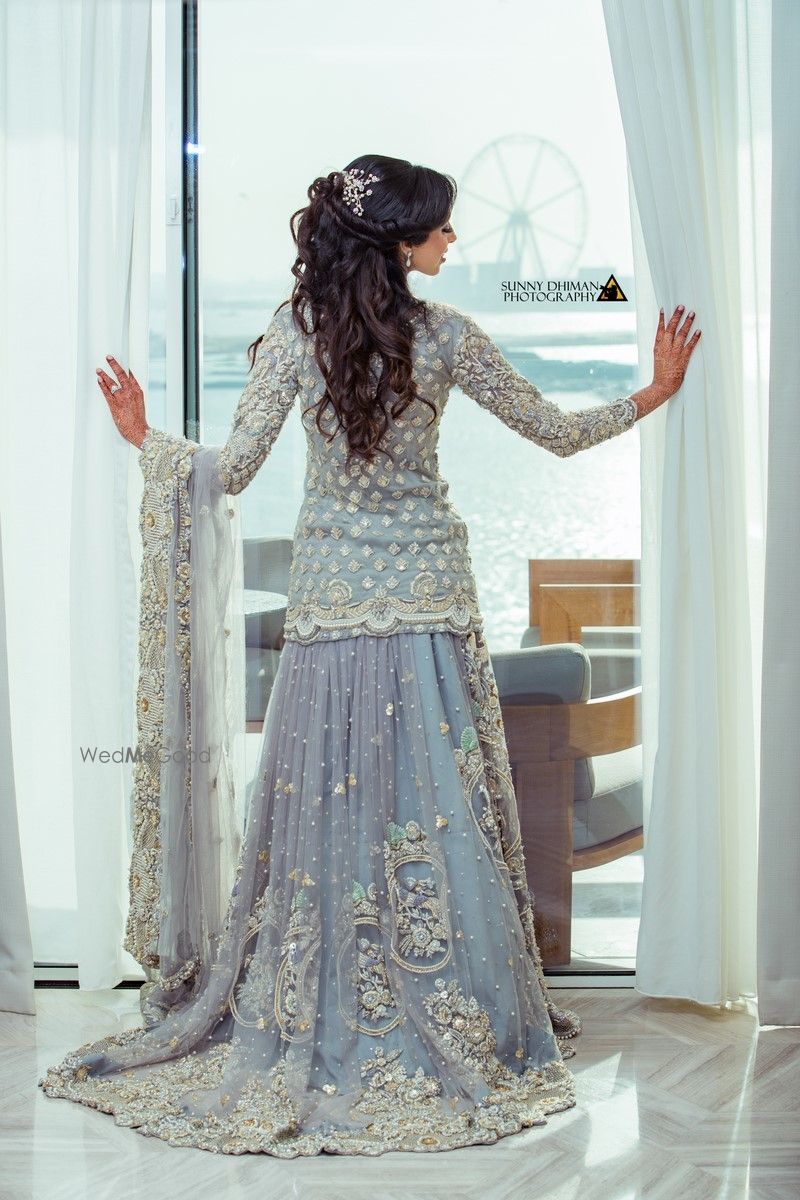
<box><xmin>39</xmin><ymin>298</ymin><xmax>638</xmax><ymax>1155</ymax></box>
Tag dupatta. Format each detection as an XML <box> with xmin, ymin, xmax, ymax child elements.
<box><xmin>124</xmin><ymin>433</ymin><xmax>246</xmax><ymax>1025</ymax></box>
<box><xmin>122</xmin><ymin>304</ymin><xmax>300</xmax><ymax>1023</ymax></box>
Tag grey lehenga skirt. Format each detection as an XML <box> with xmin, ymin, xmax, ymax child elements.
<box><xmin>39</xmin><ymin>625</ymin><xmax>582</xmax><ymax>1156</ymax></box>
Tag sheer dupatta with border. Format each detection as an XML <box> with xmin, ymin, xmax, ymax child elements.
<box><xmin>124</xmin><ymin>308</ymin><xmax>300</xmax><ymax>1022</ymax></box>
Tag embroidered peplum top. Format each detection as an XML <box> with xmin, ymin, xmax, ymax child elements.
<box><xmin>140</xmin><ymin>298</ymin><xmax>638</xmax><ymax>645</ymax></box>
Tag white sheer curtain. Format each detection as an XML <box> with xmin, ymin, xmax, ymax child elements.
<box><xmin>0</xmin><ymin>513</ymin><xmax>34</xmax><ymax>1014</ymax></box>
<box><xmin>758</xmin><ymin>0</ymin><xmax>799</xmax><ymax>1025</ymax></box>
<box><xmin>0</xmin><ymin>0</ymin><xmax>152</xmax><ymax>990</ymax></box>
<box><xmin>601</xmin><ymin>0</ymin><xmax>770</xmax><ymax>1008</ymax></box>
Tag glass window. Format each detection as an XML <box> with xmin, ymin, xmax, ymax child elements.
<box><xmin>195</xmin><ymin>0</ymin><xmax>642</xmax><ymax>973</ymax></box>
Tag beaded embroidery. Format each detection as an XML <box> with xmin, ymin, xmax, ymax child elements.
<box><xmin>273</xmin><ymin>887</ymin><xmax>321</xmax><ymax>1042</ymax></box>
<box><xmin>453</xmin><ymin>722</ymin><xmax>506</xmax><ymax>865</ymax></box>
<box><xmin>335</xmin><ymin>880</ymin><xmax>403</xmax><ymax>1036</ymax></box>
<box><xmin>215</xmin><ymin>309</ymin><xmax>299</xmax><ymax>495</ymax></box>
<box><xmin>39</xmin><ymin>623</ymin><xmax>584</xmax><ymax>1155</ymax></box>
<box><xmin>383</xmin><ymin>820</ymin><xmax>452</xmax><ymax>973</ymax></box>
<box><xmin>38</xmin><ymin>1013</ymin><xmax>576</xmax><ymax>1156</ymax></box>
<box><xmin>44</xmin><ymin>296</ymin><xmax>631</xmax><ymax>1156</ymax></box>
<box><xmin>458</xmin><ymin>626</ymin><xmax>582</xmax><ymax>1047</ymax></box>
<box><xmin>283</xmin><ymin>300</ymin><xmax>635</xmax><ymax>642</ymax></box>
<box><xmin>138</xmin><ymin>300</ymin><xmax>635</xmax><ymax>649</ymax></box>
<box><xmin>449</xmin><ymin>304</ymin><xmax>638</xmax><ymax>457</ymax></box>
<box><xmin>125</xmin><ymin>429</ymin><xmax>198</xmax><ymax>981</ymax></box>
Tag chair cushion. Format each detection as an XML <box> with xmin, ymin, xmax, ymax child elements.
<box><xmin>490</xmin><ymin>643</ymin><xmax>595</xmax><ymax>803</ymax></box>
<box><xmin>573</xmin><ymin>744</ymin><xmax>643</xmax><ymax>850</ymax></box>
<box><xmin>521</xmin><ymin>626</ymin><xmax>640</xmax><ymax>698</ymax></box>
<box><xmin>578</xmin><ymin>647</ymin><xmax>641</xmax><ymax>697</ymax></box>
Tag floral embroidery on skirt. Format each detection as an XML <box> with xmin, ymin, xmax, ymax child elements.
<box><xmin>39</xmin><ymin>630</ymin><xmax>581</xmax><ymax>1156</ymax></box>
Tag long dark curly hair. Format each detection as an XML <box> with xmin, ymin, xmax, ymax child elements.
<box><xmin>246</xmin><ymin>154</ymin><xmax>457</xmax><ymax>471</ymax></box>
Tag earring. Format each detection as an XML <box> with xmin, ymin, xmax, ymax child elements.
<box><xmin>405</xmin><ymin>250</ymin><xmax>412</xmax><ymax>269</ymax></box>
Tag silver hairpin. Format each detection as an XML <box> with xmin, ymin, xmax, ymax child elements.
<box><xmin>340</xmin><ymin>167</ymin><xmax>380</xmax><ymax>216</ymax></box>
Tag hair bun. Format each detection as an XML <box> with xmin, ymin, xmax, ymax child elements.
<box><xmin>314</xmin><ymin>171</ymin><xmax>343</xmax><ymax>201</ymax></box>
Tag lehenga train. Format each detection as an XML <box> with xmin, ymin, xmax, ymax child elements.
<box><xmin>41</xmin><ymin>628</ymin><xmax>581</xmax><ymax>1155</ymax></box>
<box><xmin>38</xmin><ymin>370</ymin><xmax>584</xmax><ymax>1157</ymax></box>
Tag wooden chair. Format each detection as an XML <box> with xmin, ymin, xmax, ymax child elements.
<box><xmin>529</xmin><ymin>557</ymin><xmax>641</xmax><ymax>633</ymax></box>
<box><xmin>524</xmin><ymin>557</ymin><xmax>641</xmax><ymax>697</ymax></box>
<box><xmin>499</xmin><ymin>670</ymin><xmax>642</xmax><ymax>966</ymax></box>
<box><xmin>494</xmin><ymin>558</ymin><xmax>644</xmax><ymax>966</ymax></box>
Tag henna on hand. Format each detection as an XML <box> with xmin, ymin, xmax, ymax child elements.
<box><xmin>96</xmin><ymin>354</ymin><xmax>149</xmax><ymax>448</ymax></box>
<box><xmin>652</xmin><ymin>304</ymin><xmax>702</xmax><ymax>401</ymax></box>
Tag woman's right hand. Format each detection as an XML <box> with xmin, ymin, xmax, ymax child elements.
<box><xmin>651</xmin><ymin>304</ymin><xmax>702</xmax><ymax>402</ymax></box>
<box><xmin>96</xmin><ymin>355</ymin><xmax>149</xmax><ymax>448</ymax></box>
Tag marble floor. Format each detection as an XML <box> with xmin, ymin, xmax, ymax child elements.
<box><xmin>1</xmin><ymin>986</ymin><xmax>797</xmax><ymax>1200</ymax></box>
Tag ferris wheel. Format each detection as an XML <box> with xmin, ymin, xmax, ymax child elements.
<box><xmin>454</xmin><ymin>134</ymin><xmax>588</xmax><ymax>280</ymax></box>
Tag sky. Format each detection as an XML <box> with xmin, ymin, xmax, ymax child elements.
<box><xmin>151</xmin><ymin>0</ymin><xmax>633</xmax><ymax>288</ymax></box>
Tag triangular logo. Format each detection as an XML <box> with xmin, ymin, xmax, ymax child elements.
<box><xmin>596</xmin><ymin>273</ymin><xmax>628</xmax><ymax>302</ymax></box>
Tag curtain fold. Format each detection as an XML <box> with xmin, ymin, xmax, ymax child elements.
<box><xmin>70</xmin><ymin>0</ymin><xmax>154</xmax><ymax>989</ymax></box>
<box><xmin>0</xmin><ymin>0</ymin><xmax>153</xmax><ymax>988</ymax></box>
<box><xmin>0</xmin><ymin>513</ymin><xmax>35</xmax><ymax>1014</ymax></box>
<box><xmin>757</xmin><ymin>0</ymin><xmax>799</xmax><ymax>1025</ymax></box>
<box><xmin>602</xmin><ymin>0</ymin><xmax>770</xmax><ymax>1007</ymax></box>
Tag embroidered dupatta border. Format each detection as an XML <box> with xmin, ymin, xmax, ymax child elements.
<box><xmin>123</xmin><ymin>430</ymin><xmax>198</xmax><ymax>977</ymax></box>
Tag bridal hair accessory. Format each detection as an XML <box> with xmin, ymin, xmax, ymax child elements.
<box><xmin>340</xmin><ymin>167</ymin><xmax>380</xmax><ymax>216</ymax></box>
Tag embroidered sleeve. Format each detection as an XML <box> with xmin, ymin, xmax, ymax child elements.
<box><xmin>449</xmin><ymin>310</ymin><xmax>638</xmax><ymax>457</ymax></box>
<box><xmin>215</xmin><ymin>307</ymin><xmax>300</xmax><ymax>494</ymax></box>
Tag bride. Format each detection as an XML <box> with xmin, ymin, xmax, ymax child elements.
<box><xmin>39</xmin><ymin>154</ymin><xmax>700</xmax><ymax>1157</ymax></box>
